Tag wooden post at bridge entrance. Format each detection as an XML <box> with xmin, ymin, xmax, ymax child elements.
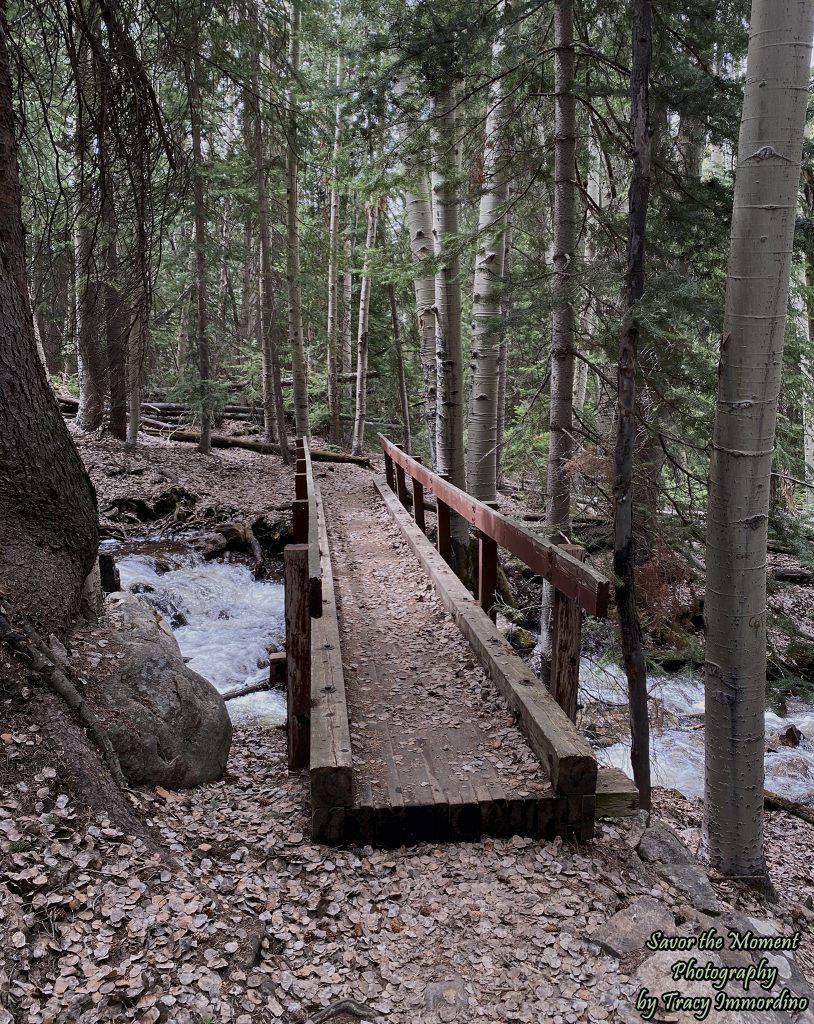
<box><xmin>285</xmin><ymin>543</ymin><xmax>311</xmax><ymax>770</ymax></box>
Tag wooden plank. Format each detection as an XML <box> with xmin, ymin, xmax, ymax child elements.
<box><xmin>285</xmin><ymin>544</ymin><xmax>311</xmax><ymax>771</ymax></box>
<box><xmin>550</xmin><ymin>545</ymin><xmax>586</xmax><ymax>722</ymax></box>
<box><xmin>309</xmin><ymin>483</ymin><xmax>353</xmax><ymax>810</ymax></box>
<box><xmin>378</xmin><ymin>434</ymin><xmax>610</xmax><ymax>616</ymax></box>
<box><xmin>478</xmin><ymin>533</ymin><xmax>498</xmax><ymax>623</ymax></box>
<box><xmin>301</xmin><ymin>440</ymin><xmax>323</xmax><ymax>619</ymax></box>
<box><xmin>374</xmin><ymin>476</ymin><xmax>597</xmax><ymax>797</ymax></box>
<box><xmin>312</xmin><ymin>806</ymin><xmax>345</xmax><ymax>845</ymax></box>
<box><xmin>413</xmin><ymin>456</ymin><xmax>426</xmax><ymax>534</ymax></box>
<box><xmin>596</xmin><ymin>767</ymin><xmax>639</xmax><ymax>817</ymax></box>
<box><xmin>292</xmin><ymin>498</ymin><xmax>309</xmax><ymax>544</ymax></box>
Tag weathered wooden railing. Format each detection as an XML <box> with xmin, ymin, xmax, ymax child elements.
<box><xmin>285</xmin><ymin>436</ymin><xmax>352</xmax><ymax>841</ymax></box>
<box><xmin>378</xmin><ymin>434</ymin><xmax>611</xmax><ymax>792</ymax></box>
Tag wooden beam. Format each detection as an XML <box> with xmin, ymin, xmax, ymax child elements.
<box><xmin>374</xmin><ymin>476</ymin><xmax>597</xmax><ymax>797</ymax></box>
<box><xmin>413</xmin><ymin>456</ymin><xmax>426</xmax><ymax>534</ymax></box>
<box><xmin>378</xmin><ymin>434</ymin><xmax>610</xmax><ymax>617</ymax></box>
<box><xmin>310</xmin><ymin>483</ymin><xmax>353</xmax><ymax>819</ymax></box>
<box><xmin>596</xmin><ymin>767</ymin><xmax>639</xmax><ymax>817</ymax></box>
<box><xmin>285</xmin><ymin>544</ymin><xmax>311</xmax><ymax>771</ymax></box>
<box><xmin>550</xmin><ymin>545</ymin><xmax>586</xmax><ymax>722</ymax></box>
<box><xmin>478</xmin><ymin>533</ymin><xmax>498</xmax><ymax>623</ymax></box>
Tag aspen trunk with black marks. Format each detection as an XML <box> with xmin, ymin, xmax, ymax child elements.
<box><xmin>0</xmin><ymin>9</ymin><xmax>98</xmax><ymax>635</ymax></box>
<box><xmin>326</xmin><ymin>6</ymin><xmax>344</xmax><ymax>443</ymax></box>
<box><xmin>540</xmin><ymin>0</ymin><xmax>576</xmax><ymax>679</ymax></box>
<box><xmin>248</xmin><ymin>63</ymin><xmax>289</xmax><ymax>459</ymax></box>
<box><xmin>802</xmin><ymin>172</ymin><xmax>814</xmax><ymax>510</ymax></box>
<box><xmin>395</xmin><ymin>74</ymin><xmax>437</xmax><ymax>468</ymax></box>
<box><xmin>285</xmin><ymin>0</ymin><xmax>310</xmax><ymax>439</ymax></box>
<box><xmin>342</xmin><ymin>197</ymin><xmax>355</xmax><ymax>375</ymax></box>
<box><xmin>103</xmin><ymin>181</ymin><xmax>127</xmax><ymax>441</ymax></box>
<box><xmin>74</xmin><ymin>12</ymin><xmax>106</xmax><ymax>433</ymax></box>
<box><xmin>496</xmin><ymin>199</ymin><xmax>513</xmax><ymax>488</ymax></box>
<box><xmin>466</xmin><ymin>1</ymin><xmax>510</xmax><ymax>503</ymax></box>
<box><xmin>388</xmin><ymin>281</ymin><xmax>411</xmax><ymax>454</ymax></box>
<box><xmin>431</xmin><ymin>84</ymin><xmax>468</xmax><ymax>570</ymax></box>
<box><xmin>189</xmin><ymin>49</ymin><xmax>211</xmax><ymax>455</ymax></box>
<box><xmin>703</xmin><ymin>0</ymin><xmax>814</xmax><ymax>880</ymax></box>
<box><xmin>126</xmin><ymin>291</ymin><xmax>146</xmax><ymax>446</ymax></box>
<box><xmin>351</xmin><ymin>204</ymin><xmax>379</xmax><ymax>455</ymax></box>
<box><xmin>614</xmin><ymin>0</ymin><xmax>653</xmax><ymax>811</ymax></box>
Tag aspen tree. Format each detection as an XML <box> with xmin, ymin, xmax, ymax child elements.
<box><xmin>466</xmin><ymin>0</ymin><xmax>510</xmax><ymax>502</ymax></box>
<box><xmin>704</xmin><ymin>0</ymin><xmax>814</xmax><ymax>878</ymax></box>
<box><xmin>285</xmin><ymin>0</ymin><xmax>311</xmax><ymax>439</ymax></box>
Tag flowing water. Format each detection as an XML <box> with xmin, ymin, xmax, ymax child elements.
<box><xmin>581</xmin><ymin>658</ymin><xmax>814</xmax><ymax>804</ymax></box>
<box><xmin>103</xmin><ymin>538</ymin><xmax>287</xmax><ymax>727</ymax></box>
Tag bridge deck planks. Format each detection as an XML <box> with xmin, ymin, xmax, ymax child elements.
<box><xmin>316</xmin><ymin>467</ymin><xmax>599</xmax><ymax>846</ymax></box>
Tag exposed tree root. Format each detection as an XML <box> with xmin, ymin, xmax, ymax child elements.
<box><xmin>0</xmin><ymin>600</ymin><xmax>127</xmax><ymax>789</ymax></box>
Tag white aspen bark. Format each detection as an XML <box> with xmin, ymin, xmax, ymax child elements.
<box><xmin>545</xmin><ymin>0</ymin><xmax>576</xmax><ymax>535</ymax></box>
<box><xmin>466</xmin><ymin>1</ymin><xmax>510</xmax><ymax>502</ymax></box>
<box><xmin>342</xmin><ymin>237</ymin><xmax>353</xmax><ymax>371</ymax></box>
<box><xmin>431</xmin><ymin>84</ymin><xmax>468</xmax><ymax>570</ymax></box>
<box><xmin>792</xmin><ymin>264</ymin><xmax>814</xmax><ymax>509</ymax></box>
<box><xmin>540</xmin><ymin>0</ymin><xmax>576</xmax><ymax>678</ymax></box>
<box><xmin>285</xmin><ymin>0</ymin><xmax>310</xmax><ymax>439</ymax></box>
<box><xmin>351</xmin><ymin>204</ymin><xmax>379</xmax><ymax>455</ymax></box>
<box><xmin>126</xmin><ymin>292</ymin><xmax>146</xmax><ymax>446</ymax></box>
<box><xmin>496</xmin><ymin>199</ymin><xmax>513</xmax><ymax>488</ymax></box>
<box><xmin>703</xmin><ymin>0</ymin><xmax>814</xmax><ymax>879</ymax></box>
<box><xmin>394</xmin><ymin>74</ymin><xmax>437</xmax><ymax>468</ymax></box>
<box><xmin>326</xmin><ymin>5</ymin><xmax>344</xmax><ymax>442</ymax></box>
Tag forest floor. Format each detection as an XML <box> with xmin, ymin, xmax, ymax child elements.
<box><xmin>2</xmin><ymin>430</ymin><xmax>814</xmax><ymax>1024</ymax></box>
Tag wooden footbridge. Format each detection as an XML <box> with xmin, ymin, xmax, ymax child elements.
<box><xmin>282</xmin><ymin>436</ymin><xmax>638</xmax><ymax>848</ymax></box>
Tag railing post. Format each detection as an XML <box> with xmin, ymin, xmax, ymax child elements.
<box><xmin>384</xmin><ymin>451</ymin><xmax>395</xmax><ymax>492</ymax></box>
<box><xmin>295</xmin><ymin>472</ymin><xmax>308</xmax><ymax>500</ymax></box>
<box><xmin>413</xmin><ymin>456</ymin><xmax>426</xmax><ymax>534</ymax></box>
<box><xmin>292</xmin><ymin>498</ymin><xmax>309</xmax><ymax>544</ymax></box>
<box><xmin>478</xmin><ymin>501</ymin><xmax>500</xmax><ymax>622</ymax></box>
<box><xmin>285</xmin><ymin>543</ymin><xmax>311</xmax><ymax>771</ymax></box>
<box><xmin>550</xmin><ymin>545</ymin><xmax>587</xmax><ymax>723</ymax></box>
<box><xmin>436</xmin><ymin>473</ymin><xmax>451</xmax><ymax>566</ymax></box>
<box><xmin>394</xmin><ymin>444</ymin><xmax>409</xmax><ymax>508</ymax></box>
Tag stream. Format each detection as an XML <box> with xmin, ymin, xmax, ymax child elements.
<box><xmin>581</xmin><ymin>659</ymin><xmax>814</xmax><ymax>804</ymax></box>
<box><xmin>103</xmin><ymin>538</ymin><xmax>287</xmax><ymax>728</ymax></box>
<box><xmin>103</xmin><ymin>540</ymin><xmax>814</xmax><ymax>803</ymax></box>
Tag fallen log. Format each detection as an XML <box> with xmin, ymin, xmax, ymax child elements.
<box><xmin>222</xmin><ymin>652</ymin><xmax>287</xmax><ymax>700</ymax></box>
<box><xmin>140</xmin><ymin>426</ymin><xmax>372</xmax><ymax>465</ymax></box>
<box><xmin>311</xmin><ymin>449</ymin><xmax>371</xmax><ymax>467</ymax></box>
<box><xmin>141</xmin><ymin>426</ymin><xmax>282</xmax><ymax>454</ymax></box>
<box><xmin>770</xmin><ymin>567</ymin><xmax>814</xmax><ymax>585</ymax></box>
<box><xmin>765</xmin><ymin>790</ymin><xmax>814</xmax><ymax>826</ymax></box>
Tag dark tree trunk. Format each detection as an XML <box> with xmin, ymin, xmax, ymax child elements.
<box><xmin>0</xmin><ymin>8</ymin><xmax>98</xmax><ymax>635</ymax></box>
<box><xmin>613</xmin><ymin>0</ymin><xmax>652</xmax><ymax>810</ymax></box>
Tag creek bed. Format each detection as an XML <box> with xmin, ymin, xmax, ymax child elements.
<box><xmin>102</xmin><ymin>538</ymin><xmax>287</xmax><ymax>727</ymax></box>
<box><xmin>581</xmin><ymin>659</ymin><xmax>814</xmax><ymax>804</ymax></box>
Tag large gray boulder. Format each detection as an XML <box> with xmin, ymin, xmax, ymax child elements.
<box><xmin>100</xmin><ymin>594</ymin><xmax>232</xmax><ymax>787</ymax></box>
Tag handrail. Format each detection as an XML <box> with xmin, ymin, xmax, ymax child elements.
<box><xmin>378</xmin><ymin>434</ymin><xmax>610</xmax><ymax>618</ymax></box>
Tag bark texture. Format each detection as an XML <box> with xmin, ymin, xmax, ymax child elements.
<box><xmin>703</xmin><ymin>0</ymin><xmax>814</xmax><ymax>879</ymax></box>
<box><xmin>0</xmin><ymin>14</ymin><xmax>98</xmax><ymax>634</ymax></box>
<box><xmin>326</xmin><ymin>11</ymin><xmax>344</xmax><ymax>443</ymax></box>
<box><xmin>431</xmin><ymin>84</ymin><xmax>468</xmax><ymax>568</ymax></box>
<box><xmin>466</xmin><ymin>3</ymin><xmax>510</xmax><ymax>502</ymax></box>
<box><xmin>351</xmin><ymin>204</ymin><xmax>379</xmax><ymax>455</ymax></box>
<box><xmin>614</xmin><ymin>0</ymin><xmax>653</xmax><ymax>810</ymax></box>
<box><xmin>395</xmin><ymin>74</ymin><xmax>437</xmax><ymax>469</ymax></box>
<box><xmin>285</xmin><ymin>0</ymin><xmax>311</xmax><ymax>439</ymax></box>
